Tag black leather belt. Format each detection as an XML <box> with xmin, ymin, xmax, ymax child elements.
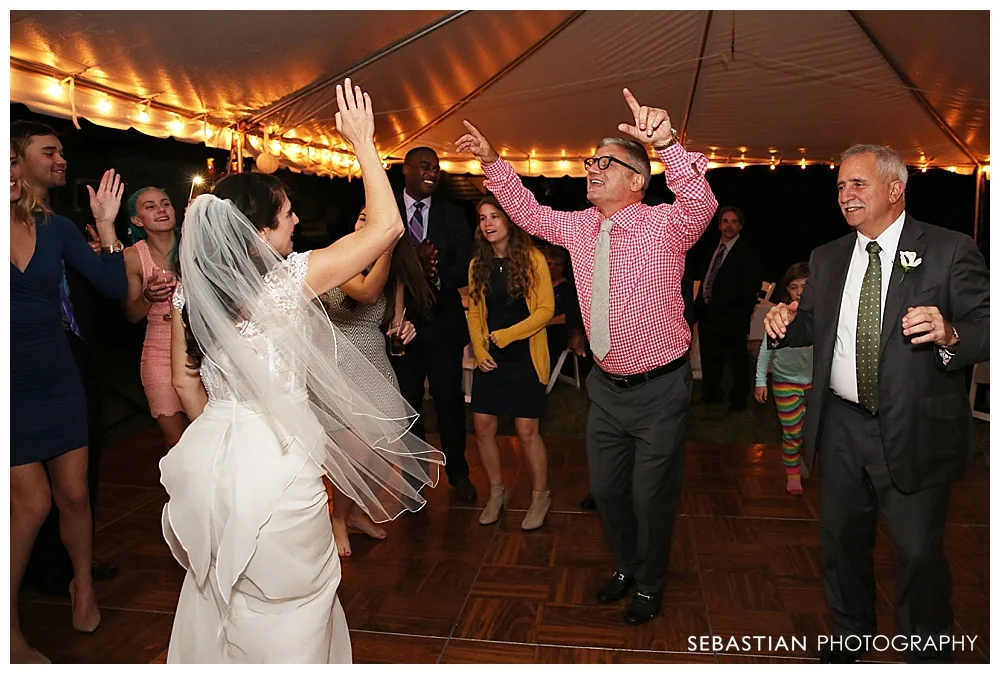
<box><xmin>598</xmin><ymin>355</ymin><xmax>687</xmax><ymax>388</ymax></box>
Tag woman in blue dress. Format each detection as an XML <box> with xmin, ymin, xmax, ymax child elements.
<box><xmin>10</xmin><ymin>146</ymin><xmax>127</xmax><ymax>664</ymax></box>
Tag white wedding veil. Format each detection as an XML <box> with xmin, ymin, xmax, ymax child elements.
<box><xmin>178</xmin><ymin>193</ymin><xmax>443</xmax><ymax>522</ymax></box>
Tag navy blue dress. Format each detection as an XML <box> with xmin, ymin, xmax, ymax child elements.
<box><xmin>11</xmin><ymin>214</ymin><xmax>127</xmax><ymax>466</ymax></box>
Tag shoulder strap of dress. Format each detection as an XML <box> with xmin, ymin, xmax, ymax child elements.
<box><xmin>133</xmin><ymin>239</ymin><xmax>154</xmax><ymax>282</ymax></box>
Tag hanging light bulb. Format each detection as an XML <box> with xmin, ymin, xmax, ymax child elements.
<box><xmin>46</xmin><ymin>79</ymin><xmax>64</xmax><ymax>98</ymax></box>
<box><xmin>97</xmin><ymin>98</ymin><xmax>113</xmax><ymax>114</ymax></box>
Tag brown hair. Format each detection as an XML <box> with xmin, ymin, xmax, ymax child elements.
<box><xmin>774</xmin><ymin>262</ymin><xmax>809</xmax><ymax>304</ymax></box>
<box><xmin>470</xmin><ymin>195</ymin><xmax>536</xmax><ymax>304</ymax></box>
<box><xmin>340</xmin><ymin>205</ymin><xmax>436</xmax><ymax>326</ymax></box>
<box><xmin>10</xmin><ymin>143</ymin><xmax>51</xmax><ymax>226</ymax></box>
<box><xmin>181</xmin><ymin>172</ymin><xmax>290</xmax><ymax>369</ymax></box>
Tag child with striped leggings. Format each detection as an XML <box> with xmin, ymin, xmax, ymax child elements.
<box><xmin>755</xmin><ymin>263</ymin><xmax>812</xmax><ymax>495</ymax></box>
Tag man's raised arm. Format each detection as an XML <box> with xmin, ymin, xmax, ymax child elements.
<box><xmin>456</xmin><ymin>120</ymin><xmax>579</xmax><ymax>249</ymax></box>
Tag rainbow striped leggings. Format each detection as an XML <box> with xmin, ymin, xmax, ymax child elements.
<box><xmin>772</xmin><ymin>380</ymin><xmax>811</xmax><ymax>476</ymax></box>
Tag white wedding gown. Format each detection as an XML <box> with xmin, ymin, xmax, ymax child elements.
<box><xmin>160</xmin><ymin>251</ymin><xmax>352</xmax><ymax>663</ymax></box>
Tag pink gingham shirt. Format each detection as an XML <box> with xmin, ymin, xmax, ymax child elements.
<box><xmin>482</xmin><ymin>143</ymin><xmax>718</xmax><ymax>376</ymax></box>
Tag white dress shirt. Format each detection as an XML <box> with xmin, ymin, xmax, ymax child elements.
<box><xmin>403</xmin><ymin>191</ymin><xmax>432</xmax><ymax>243</ymax></box>
<box><xmin>830</xmin><ymin>211</ymin><xmax>906</xmax><ymax>402</ymax></box>
<box><xmin>703</xmin><ymin>233</ymin><xmax>740</xmax><ymax>288</ymax></box>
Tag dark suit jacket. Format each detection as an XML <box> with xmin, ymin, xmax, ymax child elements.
<box><xmin>775</xmin><ymin>215</ymin><xmax>989</xmax><ymax>492</ymax></box>
<box><xmin>396</xmin><ymin>192</ymin><xmax>472</xmax><ymax>346</ymax></box>
<box><xmin>694</xmin><ymin>236</ymin><xmax>761</xmax><ymax>337</ymax></box>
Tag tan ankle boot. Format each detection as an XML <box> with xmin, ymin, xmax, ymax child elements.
<box><xmin>521</xmin><ymin>489</ymin><xmax>551</xmax><ymax>531</ymax></box>
<box><xmin>479</xmin><ymin>485</ymin><xmax>507</xmax><ymax>525</ymax></box>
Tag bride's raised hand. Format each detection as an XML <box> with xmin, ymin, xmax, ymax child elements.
<box><xmin>335</xmin><ymin>77</ymin><xmax>375</xmax><ymax>150</ymax></box>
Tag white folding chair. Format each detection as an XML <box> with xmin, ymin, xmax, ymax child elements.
<box><xmin>760</xmin><ymin>281</ymin><xmax>776</xmax><ymax>302</ymax></box>
<box><xmin>969</xmin><ymin>361</ymin><xmax>989</xmax><ymax>422</ymax></box>
<box><xmin>546</xmin><ymin>348</ymin><xmax>581</xmax><ymax>394</ymax></box>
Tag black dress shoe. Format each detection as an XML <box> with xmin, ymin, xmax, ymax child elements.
<box><xmin>596</xmin><ymin>571</ymin><xmax>635</xmax><ymax>604</ymax></box>
<box><xmin>579</xmin><ymin>494</ymin><xmax>597</xmax><ymax>510</ymax></box>
<box><xmin>92</xmin><ymin>560</ymin><xmax>119</xmax><ymax>581</ymax></box>
<box><xmin>624</xmin><ymin>590</ymin><xmax>662</xmax><ymax>625</ymax></box>
<box><xmin>453</xmin><ymin>477</ymin><xmax>478</xmax><ymax>504</ymax></box>
<box><xmin>819</xmin><ymin>645</ymin><xmax>861</xmax><ymax>663</ymax></box>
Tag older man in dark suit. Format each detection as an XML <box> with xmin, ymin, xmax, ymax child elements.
<box><xmin>391</xmin><ymin>147</ymin><xmax>477</xmax><ymax>503</ymax></box>
<box><xmin>765</xmin><ymin>144</ymin><xmax>989</xmax><ymax>663</ymax></box>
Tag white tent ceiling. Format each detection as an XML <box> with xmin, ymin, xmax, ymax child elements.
<box><xmin>10</xmin><ymin>10</ymin><xmax>990</xmax><ymax>179</ymax></box>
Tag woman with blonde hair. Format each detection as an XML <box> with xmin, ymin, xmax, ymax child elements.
<box><xmin>10</xmin><ymin>145</ymin><xmax>126</xmax><ymax>663</ymax></box>
<box><xmin>466</xmin><ymin>195</ymin><xmax>554</xmax><ymax>530</ymax></box>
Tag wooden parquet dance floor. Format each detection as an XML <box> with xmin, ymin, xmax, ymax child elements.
<box><xmin>19</xmin><ymin>424</ymin><xmax>990</xmax><ymax>664</ymax></box>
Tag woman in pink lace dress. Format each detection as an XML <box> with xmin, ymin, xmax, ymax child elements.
<box><xmin>123</xmin><ymin>187</ymin><xmax>189</xmax><ymax>448</ymax></box>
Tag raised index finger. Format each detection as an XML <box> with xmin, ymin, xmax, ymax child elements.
<box><xmin>463</xmin><ymin>119</ymin><xmax>483</xmax><ymax>139</ymax></box>
<box><xmin>622</xmin><ymin>87</ymin><xmax>641</xmax><ymax>115</ymax></box>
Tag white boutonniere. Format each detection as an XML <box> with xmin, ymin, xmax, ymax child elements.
<box><xmin>898</xmin><ymin>251</ymin><xmax>922</xmax><ymax>273</ymax></box>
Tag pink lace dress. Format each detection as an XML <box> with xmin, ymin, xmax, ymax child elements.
<box><xmin>135</xmin><ymin>240</ymin><xmax>184</xmax><ymax>418</ymax></box>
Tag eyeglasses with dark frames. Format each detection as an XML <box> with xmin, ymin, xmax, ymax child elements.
<box><xmin>583</xmin><ymin>155</ymin><xmax>640</xmax><ymax>174</ymax></box>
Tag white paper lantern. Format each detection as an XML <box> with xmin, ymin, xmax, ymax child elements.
<box><xmin>255</xmin><ymin>152</ymin><xmax>280</xmax><ymax>174</ymax></box>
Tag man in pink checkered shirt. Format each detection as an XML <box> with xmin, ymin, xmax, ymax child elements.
<box><xmin>457</xmin><ymin>88</ymin><xmax>718</xmax><ymax>626</ymax></box>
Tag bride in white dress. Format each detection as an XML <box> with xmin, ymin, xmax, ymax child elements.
<box><xmin>161</xmin><ymin>80</ymin><xmax>443</xmax><ymax>663</ymax></box>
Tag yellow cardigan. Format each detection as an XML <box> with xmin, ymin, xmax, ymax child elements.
<box><xmin>466</xmin><ymin>246</ymin><xmax>555</xmax><ymax>384</ymax></box>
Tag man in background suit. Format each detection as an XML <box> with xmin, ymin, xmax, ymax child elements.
<box><xmin>391</xmin><ymin>147</ymin><xmax>477</xmax><ymax>503</ymax></box>
<box><xmin>765</xmin><ymin>144</ymin><xmax>989</xmax><ymax>663</ymax></box>
<box><xmin>693</xmin><ymin>206</ymin><xmax>761</xmax><ymax>411</ymax></box>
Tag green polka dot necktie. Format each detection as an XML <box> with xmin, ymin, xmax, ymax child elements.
<box><xmin>857</xmin><ymin>241</ymin><xmax>882</xmax><ymax>413</ymax></box>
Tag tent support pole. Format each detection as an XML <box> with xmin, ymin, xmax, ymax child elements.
<box><xmin>973</xmin><ymin>166</ymin><xmax>983</xmax><ymax>245</ymax></box>
<box><xmin>384</xmin><ymin>10</ymin><xmax>585</xmax><ymax>159</ymax></box>
<box><xmin>849</xmin><ymin>11</ymin><xmax>980</xmax><ymax>168</ymax></box>
<box><xmin>245</xmin><ymin>11</ymin><xmax>470</xmax><ymax>126</ymax></box>
<box><xmin>679</xmin><ymin>10</ymin><xmax>713</xmax><ymax>146</ymax></box>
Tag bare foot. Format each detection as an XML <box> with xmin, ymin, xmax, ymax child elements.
<box><xmin>69</xmin><ymin>579</ymin><xmax>101</xmax><ymax>633</ymax></box>
<box><xmin>346</xmin><ymin>511</ymin><xmax>387</xmax><ymax>540</ymax></box>
<box><xmin>332</xmin><ymin>516</ymin><xmax>352</xmax><ymax>557</ymax></box>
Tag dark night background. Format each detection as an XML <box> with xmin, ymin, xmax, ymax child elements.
<box><xmin>10</xmin><ymin>102</ymin><xmax>989</xmax><ymax>425</ymax></box>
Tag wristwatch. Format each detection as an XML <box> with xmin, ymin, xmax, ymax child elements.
<box><xmin>654</xmin><ymin>128</ymin><xmax>680</xmax><ymax>150</ymax></box>
<box><xmin>103</xmin><ymin>240</ymin><xmax>124</xmax><ymax>254</ymax></box>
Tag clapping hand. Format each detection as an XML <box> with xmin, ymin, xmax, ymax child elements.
<box><xmin>455</xmin><ymin>120</ymin><xmax>499</xmax><ymax>165</ymax></box>
<box><xmin>617</xmin><ymin>88</ymin><xmax>674</xmax><ymax>145</ymax></box>
<box><xmin>84</xmin><ymin>224</ymin><xmax>102</xmax><ymax>254</ymax></box>
<box><xmin>416</xmin><ymin>241</ymin><xmax>439</xmax><ymax>281</ymax></box>
<box><xmin>763</xmin><ymin>301</ymin><xmax>799</xmax><ymax>341</ymax></box>
<box><xmin>902</xmin><ymin>305</ymin><xmax>957</xmax><ymax>347</ymax></box>
<box><xmin>335</xmin><ymin>78</ymin><xmax>375</xmax><ymax>150</ymax></box>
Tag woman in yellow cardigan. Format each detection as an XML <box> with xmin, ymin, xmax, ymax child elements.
<box><xmin>467</xmin><ymin>196</ymin><xmax>554</xmax><ymax>530</ymax></box>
